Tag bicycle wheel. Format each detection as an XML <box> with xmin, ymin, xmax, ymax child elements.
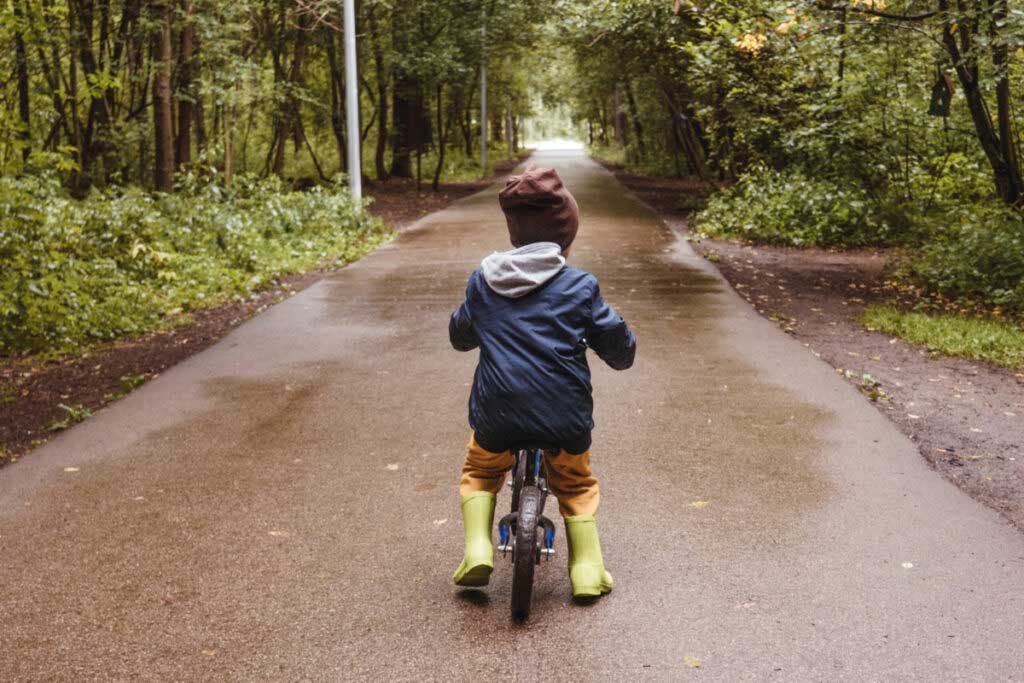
<box><xmin>511</xmin><ymin>485</ymin><xmax>541</xmax><ymax>621</ymax></box>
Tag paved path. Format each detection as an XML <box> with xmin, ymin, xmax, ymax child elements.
<box><xmin>2</xmin><ymin>150</ymin><xmax>1023</xmax><ymax>680</ymax></box>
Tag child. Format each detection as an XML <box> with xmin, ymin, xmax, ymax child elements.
<box><xmin>448</xmin><ymin>165</ymin><xmax>636</xmax><ymax>599</ymax></box>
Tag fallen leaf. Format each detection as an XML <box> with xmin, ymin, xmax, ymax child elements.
<box><xmin>690</xmin><ymin>501</ymin><xmax>709</xmax><ymax>508</ymax></box>
<box><xmin>684</xmin><ymin>655</ymin><xmax>702</xmax><ymax>668</ymax></box>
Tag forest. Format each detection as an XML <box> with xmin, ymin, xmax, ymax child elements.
<box><xmin>1</xmin><ymin>0</ymin><xmax>1023</xmax><ymax>358</ymax></box>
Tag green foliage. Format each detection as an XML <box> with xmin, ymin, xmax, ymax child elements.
<box><xmin>694</xmin><ymin>166</ymin><xmax>898</xmax><ymax>248</ymax></box>
<box><xmin>46</xmin><ymin>403</ymin><xmax>93</xmax><ymax>432</ymax></box>
<box><xmin>862</xmin><ymin>306</ymin><xmax>1024</xmax><ymax>370</ymax></box>
<box><xmin>904</xmin><ymin>206</ymin><xmax>1024</xmax><ymax>314</ymax></box>
<box><xmin>0</xmin><ymin>173</ymin><xmax>391</xmax><ymax>355</ymax></box>
<box><xmin>120</xmin><ymin>373</ymin><xmax>149</xmax><ymax>393</ymax></box>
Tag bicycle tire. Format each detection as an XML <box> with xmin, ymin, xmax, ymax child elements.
<box><xmin>511</xmin><ymin>485</ymin><xmax>541</xmax><ymax>621</ymax></box>
<box><xmin>511</xmin><ymin>450</ymin><xmax>527</xmax><ymax>515</ymax></box>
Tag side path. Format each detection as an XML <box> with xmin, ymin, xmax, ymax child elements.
<box><xmin>1</xmin><ymin>151</ymin><xmax>1021</xmax><ymax>680</ymax></box>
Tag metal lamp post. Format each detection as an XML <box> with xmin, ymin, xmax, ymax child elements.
<box><xmin>343</xmin><ymin>0</ymin><xmax>361</xmax><ymax>203</ymax></box>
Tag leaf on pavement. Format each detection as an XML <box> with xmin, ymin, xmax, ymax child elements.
<box><xmin>684</xmin><ymin>655</ymin><xmax>702</xmax><ymax>668</ymax></box>
<box><xmin>690</xmin><ymin>501</ymin><xmax>709</xmax><ymax>508</ymax></box>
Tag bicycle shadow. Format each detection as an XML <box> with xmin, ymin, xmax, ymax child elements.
<box><xmin>455</xmin><ymin>588</ymin><xmax>491</xmax><ymax>607</ymax></box>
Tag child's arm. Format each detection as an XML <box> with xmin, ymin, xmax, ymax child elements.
<box><xmin>449</xmin><ymin>277</ymin><xmax>480</xmax><ymax>351</ymax></box>
<box><xmin>449</xmin><ymin>301</ymin><xmax>479</xmax><ymax>351</ymax></box>
<box><xmin>586</xmin><ymin>282</ymin><xmax>636</xmax><ymax>370</ymax></box>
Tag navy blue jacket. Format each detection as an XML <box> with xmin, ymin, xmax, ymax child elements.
<box><xmin>450</xmin><ymin>266</ymin><xmax>636</xmax><ymax>454</ymax></box>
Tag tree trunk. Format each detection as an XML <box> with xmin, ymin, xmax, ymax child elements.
<box><xmin>432</xmin><ymin>83</ymin><xmax>447</xmax><ymax>191</ymax></box>
<box><xmin>938</xmin><ymin>0</ymin><xmax>1022</xmax><ymax>203</ymax></box>
<box><xmin>367</xmin><ymin>5</ymin><xmax>389</xmax><ymax>180</ymax></box>
<box><xmin>391</xmin><ymin>76</ymin><xmax>417</xmax><ymax>177</ymax></box>
<box><xmin>14</xmin><ymin>0</ymin><xmax>31</xmax><ymax>162</ymax></box>
<box><xmin>175</xmin><ymin>0</ymin><xmax>196</xmax><ymax>169</ymax></box>
<box><xmin>623</xmin><ymin>79</ymin><xmax>645</xmax><ymax>158</ymax></box>
<box><xmin>613</xmin><ymin>86</ymin><xmax>627</xmax><ymax>146</ymax></box>
<box><xmin>463</xmin><ymin>100</ymin><xmax>473</xmax><ymax>157</ymax></box>
<box><xmin>326</xmin><ymin>28</ymin><xmax>347</xmax><ymax>173</ymax></box>
<box><xmin>991</xmin><ymin>0</ymin><xmax>1023</xmax><ymax>203</ymax></box>
<box><xmin>151</xmin><ymin>0</ymin><xmax>175</xmax><ymax>191</ymax></box>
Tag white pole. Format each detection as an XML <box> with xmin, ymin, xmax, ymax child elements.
<box><xmin>480</xmin><ymin>4</ymin><xmax>487</xmax><ymax>171</ymax></box>
<box><xmin>343</xmin><ymin>0</ymin><xmax>362</xmax><ymax>203</ymax></box>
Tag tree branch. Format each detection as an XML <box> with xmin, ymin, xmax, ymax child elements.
<box><xmin>816</xmin><ymin>3</ymin><xmax>938</xmax><ymax>21</ymax></box>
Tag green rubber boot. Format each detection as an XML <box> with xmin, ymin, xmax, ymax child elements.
<box><xmin>565</xmin><ymin>515</ymin><xmax>614</xmax><ymax>598</ymax></box>
<box><xmin>453</xmin><ymin>491</ymin><xmax>496</xmax><ymax>587</ymax></box>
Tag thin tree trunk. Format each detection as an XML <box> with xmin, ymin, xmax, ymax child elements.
<box><xmin>367</xmin><ymin>5</ymin><xmax>389</xmax><ymax>180</ymax></box>
<box><xmin>14</xmin><ymin>0</ymin><xmax>31</xmax><ymax>162</ymax></box>
<box><xmin>463</xmin><ymin>101</ymin><xmax>473</xmax><ymax>157</ymax></box>
<box><xmin>326</xmin><ymin>28</ymin><xmax>347</xmax><ymax>173</ymax></box>
<box><xmin>432</xmin><ymin>83</ymin><xmax>447</xmax><ymax>191</ymax></box>
<box><xmin>151</xmin><ymin>0</ymin><xmax>175</xmax><ymax>191</ymax></box>
<box><xmin>224</xmin><ymin>81</ymin><xmax>239</xmax><ymax>185</ymax></box>
<box><xmin>991</xmin><ymin>0</ymin><xmax>1023</xmax><ymax>202</ymax></box>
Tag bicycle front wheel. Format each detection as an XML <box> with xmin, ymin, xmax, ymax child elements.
<box><xmin>511</xmin><ymin>485</ymin><xmax>541</xmax><ymax>621</ymax></box>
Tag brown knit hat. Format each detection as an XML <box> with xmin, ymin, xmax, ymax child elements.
<box><xmin>498</xmin><ymin>165</ymin><xmax>579</xmax><ymax>251</ymax></box>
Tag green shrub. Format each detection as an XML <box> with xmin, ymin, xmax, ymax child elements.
<box><xmin>694</xmin><ymin>166</ymin><xmax>906</xmax><ymax>248</ymax></box>
<box><xmin>0</xmin><ymin>173</ymin><xmax>392</xmax><ymax>355</ymax></box>
<box><xmin>904</xmin><ymin>205</ymin><xmax>1024</xmax><ymax>314</ymax></box>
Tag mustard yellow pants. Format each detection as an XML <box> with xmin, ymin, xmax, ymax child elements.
<box><xmin>459</xmin><ymin>434</ymin><xmax>600</xmax><ymax>517</ymax></box>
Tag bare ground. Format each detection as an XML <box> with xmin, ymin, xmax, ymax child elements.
<box><xmin>0</xmin><ymin>154</ymin><xmax>529</xmax><ymax>465</ymax></box>
<box><xmin>599</xmin><ymin>160</ymin><xmax>1024</xmax><ymax>532</ymax></box>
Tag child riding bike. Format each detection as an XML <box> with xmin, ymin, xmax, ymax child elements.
<box><xmin>449</xmin><ymin>165</ymin><xmax>636</xmax><ymax>599</ymax></box>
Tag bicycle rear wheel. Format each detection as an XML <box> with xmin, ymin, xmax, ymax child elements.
<box><xmin>511</xmin><ymin>485</ymin><xmax>541</xmax><ymax>621</ymax></box>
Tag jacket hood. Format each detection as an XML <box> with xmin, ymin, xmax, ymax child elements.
<box><xmin>480</xmin><ymin>242</ymin><xmax>565</xmax><ymax>298</ymax></box>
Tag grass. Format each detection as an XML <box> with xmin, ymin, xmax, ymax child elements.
<box><xmin>861</xmin><ymin>305</ymin><xmax>1024</xmax><ymax>370</ymax></box>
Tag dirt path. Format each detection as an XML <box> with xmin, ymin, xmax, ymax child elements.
<box><xmin>2</xmin><ymin>151</ymin><xmax>1022</xmax><ymax>680</ymax></box>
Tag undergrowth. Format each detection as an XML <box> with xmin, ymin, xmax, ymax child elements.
<box><xmin>0</xmin><ymin>172</ymin><xmax>392</xmax><ymax>356</ymax></box>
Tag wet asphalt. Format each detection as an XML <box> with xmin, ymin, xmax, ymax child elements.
<box><xmin>2</xmin><ymin>150</ymin><xmax>1023</xmax><ymax>680</ymax></box>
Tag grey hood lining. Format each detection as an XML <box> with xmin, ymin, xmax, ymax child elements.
<box><xmin>480</xmin><ymin>242</ymin><xmax>566</xmax><ymax>298</ymax></box>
